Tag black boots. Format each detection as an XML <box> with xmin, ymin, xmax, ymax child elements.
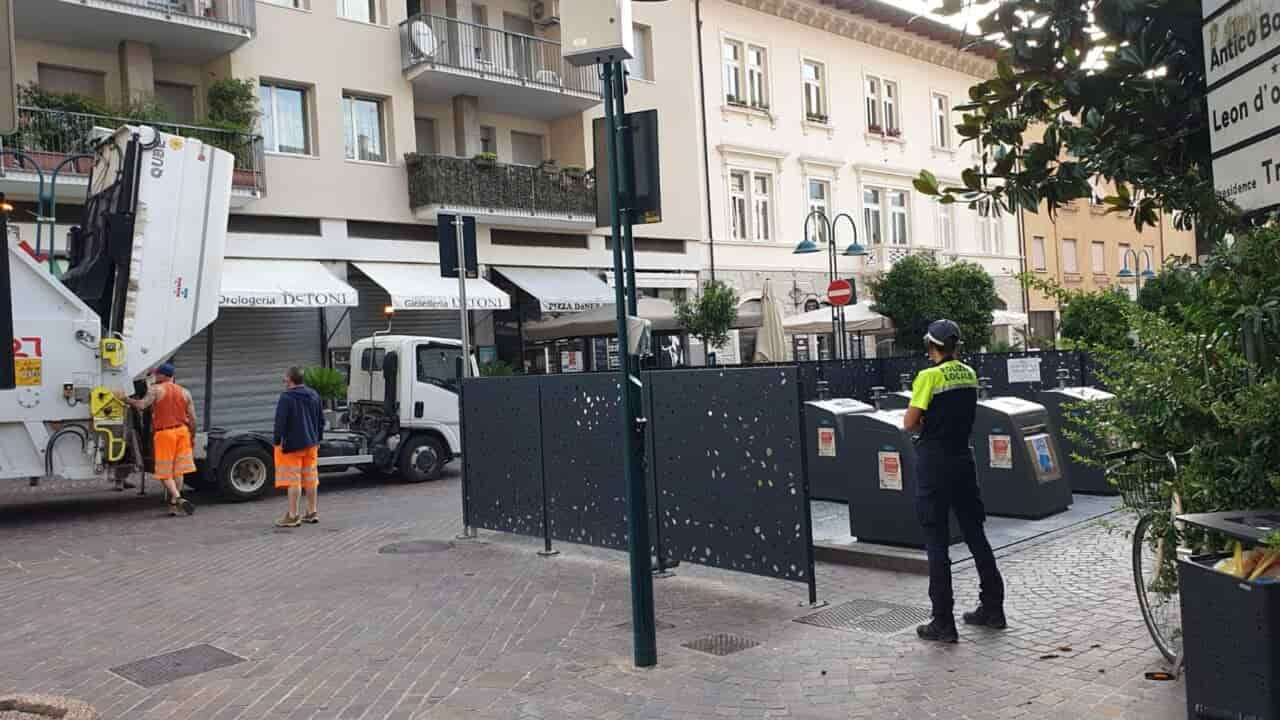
<box><xmin>916</xmin><ymin>617</ymin><xmax>959</xmax><ymax>643</ymax></box>
<box><xmin>962</xmin><ymin>604</ymin><xmax>1007</xmax><ymax>629</ymax></box>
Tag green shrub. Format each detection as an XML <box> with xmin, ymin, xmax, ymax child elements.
<box><xmin>303</xmin><ymin>367</ymin><xmax>347</xmax><ymax>403</ymax></box>
<box><xmin>205</xmin><ymin>78</ymin><xmax>258</xmax><ymax>131</ymax></box>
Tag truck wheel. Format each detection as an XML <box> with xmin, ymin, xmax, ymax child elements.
<box><xmin>399</xmin><ymin>435</ymin><xmax>446</xmax><ymax>483</ymax></box>
<box><xmin>217</xmin><ymin>445</ymin><xmax>274</xmax><ymax>501</ymax></box>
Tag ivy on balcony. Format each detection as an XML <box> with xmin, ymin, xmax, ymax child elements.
<box><xmin>405</xmin><ymin>153</ymin><xmax>596</xmax><ymax>218</ymax></box>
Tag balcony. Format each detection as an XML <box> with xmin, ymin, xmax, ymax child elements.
<box><xmin>866</xmin><ymin>244</ymin><xmax>940</xmax><ymax>269</ymax></box>
<box><xmin>399</xmin><ymin>13</ymin><xmax>603</xmax><ymax>120</ymax></box>
<box><xmin>14</xmin><ymin>0</ymin><xmax>255</xmax><ymax>64</ymax></box>
<box><xmin>0</xmin><ymin>107</ymin><xmax>265</xmax><ymax>208</ymax></box>
<box><xmin>406</xmin><ymin>154</ymin><xmax>595</xmax><ymax>231</ymax></box>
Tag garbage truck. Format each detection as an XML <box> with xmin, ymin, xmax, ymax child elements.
<box><xmin>0</xmin><ymin>124</ymin><xmax>468</xmax><ymax>502</ymax></box>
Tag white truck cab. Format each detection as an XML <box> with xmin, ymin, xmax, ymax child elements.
<box><xmin>346</xmin><ymin>334</ymin><xmax>475</xmax><ymax>474</ymax></box>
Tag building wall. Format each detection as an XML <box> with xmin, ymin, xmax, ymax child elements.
<box><xmin>694</xmin><ymin>0</ymin><xmax>1022</xmax><ymax>311</ymax></box>
<box><xmin>1022</xmin><ymin>203</ymin><xmax>1197</xmax><ymax>319</ymax></box>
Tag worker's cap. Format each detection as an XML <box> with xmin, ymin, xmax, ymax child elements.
<box><xmin>152</xmin><ymin>362</ymin><xmax>176</xmax><ymax>378</ymax></box>
<box><xmin>924</xmin><ymin>319</ymin><xmax>962</xmax><ymax>348</ymax></box>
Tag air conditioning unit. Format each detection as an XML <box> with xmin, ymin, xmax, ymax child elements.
<box><xmin>530</xmin><ymin>0</ymin><xmax>560</xmax><ymax>25</ymax></box>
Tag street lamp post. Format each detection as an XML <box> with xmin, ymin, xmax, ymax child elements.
<box><xmin>1118</xmin><ymin>247</ymin><xmax>1157</xmax><ymax>296</ymax></box>
<box><xmin>793</xmin><ymin>210</ymin><xmax>867</xmax><ymax>360</ymax></box>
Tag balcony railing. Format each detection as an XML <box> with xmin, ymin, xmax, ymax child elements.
<box><xmin>399</xmin><ymin>13</ymin><xmax>602</xmax><ymax>98</ymax></box>
<box><xmin>94</xmin><ymin>0</ymin><xmax>256</xmax><ymax>31</ymax></box>
<box><xmin>0</xmin><ymin>106</ymin><xmax>265</xmax><ymax>197</ymax></box>
<box><xmin>868</xmin><ymin>243</ymin><xmax>938</xmax><ymax>267</ymax></box>
<box><xmin>406</xmin><ymin>154</ymin><xmax>595</xmax><ymax>219</ymax></box>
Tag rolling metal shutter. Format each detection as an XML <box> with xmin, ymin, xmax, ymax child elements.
<box><xmin>169</xmin><ymin>307</ymin><xmax>324</xmax><ymax>430</ymax></box>
<box><xmin>348</xmin><ymin>270</ymin><xmax>461</xmax><ymax>340</ymax></box>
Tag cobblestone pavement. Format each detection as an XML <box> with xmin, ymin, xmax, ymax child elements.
<box><xmin>0</xmin><ymin>472</ymin><xmax>1183</xmax><ymax>719</ymax></box>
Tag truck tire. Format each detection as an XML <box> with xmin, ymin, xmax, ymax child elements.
<box><xmin>398</xmin><ymin>435</ymin><xmax>446</xmax><ymax>483</ymax></box>
<box><xmin>217</xmin><ymin>444</ymin><xmax>274</xmax><ymax>501</ymax></box>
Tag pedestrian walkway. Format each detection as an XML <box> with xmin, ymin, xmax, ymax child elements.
<box><xmin>0</xmin><ymin>474</ymin><xmax>1182</xmax><ymax>719</ymax></box>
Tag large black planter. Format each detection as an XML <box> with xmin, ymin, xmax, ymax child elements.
<box><xmin>1179</xmin><ymin>511</ymin><xmax>1280</xmax><ymax>719</ymax></box>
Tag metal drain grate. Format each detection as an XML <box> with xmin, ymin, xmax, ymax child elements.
<box><xmin>681</xmin><ymin>633</ymin><xmax>760</xmax><ymax>656</ymax></box>
<box><xmin>378</xmin><ymin>540</ymin><xmax>455</xmax><ymax>554</ymax></box>
<box><xmin>794</xmin><ymin>599</ymin><xmax>933</xmax><ymax>635</ymax></box>
<box><xmin>110</xmin><ymin>644</ymin><xmax>245</xmax><ymax>688</ymax></box>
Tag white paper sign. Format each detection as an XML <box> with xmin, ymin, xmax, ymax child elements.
<box><xmin>1207</xmin><ymin>58</ymin><xmax>1280</xmax><ymax>153</ymax></box>
<box><xmin>817</xmin><ymin>428</ymin><xmax>836</xmax><ymax>457</ymax></box>
<box><xmin>1202</xmin><ymin>1</ymin><xmax>1280</xmax><ymax>89</ymax></box>
<box><xmin>1007</xmin><ymin>357</ymin><xmax>1042</xmax><ymax>384</ymax></box>
<box><xmin>878</xmin><ymin>451</ymin><xmax>903</xmax><ymax>490</ymax></box>
<box><xmin>989</xmin><ymin>435</ymin><xmax>1014</xmax><ymax>469</ymax></box>
<box><xmin>1214</xmin><ymin>131</ymin><xmax>1280</xmax><ymax>213</ymax></box>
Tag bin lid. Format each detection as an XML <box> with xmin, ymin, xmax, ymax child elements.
<box><xmin>1042</xmin><ymin>387</ymin><xmax>1115</xmax><ymax>402</ymax></box>
<box><xmin>869</xmin><ymin>408</ymin><xmax>908</xmax><ymax>426</ymax></box>
<box><xmin>1178</xmin><ymin>510</ymin><xmax>1280</xmax><ymax>545</ymax></box>
<box><xmin>978</xmin><ymin>396</ymin><xmax>1045</xmax><ymax>416</ymax></box>
<box><xmin>806</xmin><ymin>398</ymin><xmax>875</xmax><ymax>415</ymax></box>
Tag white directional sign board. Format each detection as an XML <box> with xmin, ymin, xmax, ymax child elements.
<box><xmin>1205</xmin><ymin>0</ymin><xmax>1280</xmax><ymax>214</ymax></box>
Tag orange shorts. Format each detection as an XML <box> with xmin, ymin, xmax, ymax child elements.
<box><xmin>153</xmin><ymin>427</ymin><xmax>196</xmax><ymax>481</ymax></box>
<box><xmin>274</xmin><ymin>445</ymin><xmax>319</xmax><ymax>489</ymax></box>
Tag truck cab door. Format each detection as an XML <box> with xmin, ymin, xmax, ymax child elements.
<box><xmin>407</xmin><ymin>342</ymin><xmax>463</xmax><ymax>453</ymax></box>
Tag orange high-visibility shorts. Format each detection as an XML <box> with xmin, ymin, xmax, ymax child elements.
<box><xmin>153</xmin><ymin>427</ymin><xmax>196</xmax><ymax>481</ymax></box>
<box><xmin>274</xmin><ymin>445</ymin><xmax>319</xmax><ymax>489</ymax></box>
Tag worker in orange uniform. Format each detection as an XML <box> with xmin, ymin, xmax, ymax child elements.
<box><xmin>273</xmin><ymin>366</ymin><xmax>325</xmax><ymax>528</ymax></box>
<box><xmin>125</xmin><ymin>362</ymin><xmax>196</xmax><ymax>517</ymax></box>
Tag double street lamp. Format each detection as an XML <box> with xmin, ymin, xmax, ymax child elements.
<box><xmin>793</xmin><ymin>210</ymin><xmax>867</xmax><ymax>360</ymax></box>
<box><xmin>1118</xmin><ymin>247</ymin><xmax>1157</xmax><ymax>295</ymax></box>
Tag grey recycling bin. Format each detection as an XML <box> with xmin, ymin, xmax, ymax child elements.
<box><xmin>804</xmin><ymin>398</ymin><xmax>876</xmax><ymax>502</ymax></box>
<box><xmin>840</xmin><ymin>408</ymin><xmax>961</xmax><ymax>548</ymax></box>
<box><xmin>872</xmin><ymin>373</ymin><xmax>916</xmax><ymax>410</ymax></box>
<box><xmin>972</xmin><ymin>397</ymin><xmax>1072</xmax><ymax>518</ymax></box>
<box><xmin>1038</xmin><ymin>385</ymin><xmax>1117</xmax><ymax>495</ymax></box>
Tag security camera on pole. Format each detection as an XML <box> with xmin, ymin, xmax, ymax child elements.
<box><xmin>561</xmin><ymin>0</ymin><xmax>666</xmax><ymax>669</ymax></box>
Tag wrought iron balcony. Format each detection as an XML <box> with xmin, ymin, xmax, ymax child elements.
<box><xmin>399</xmin><ymin>13</ymin><xmax>603</xmax><ymax>119</ymax></box>
<box><xmin>0</xmin><ymin>106</ymin><xmax>265</xmax><ymax>205</ymax></box>
<box><xmin>14</xmin><ymin>0</ymin><xmax>256</xmax><ymax>63</ymax></box>
<box><xmin>406</xmin><ymin>154</ymin><xmax>595</xmax><ymax>230</ymax></box>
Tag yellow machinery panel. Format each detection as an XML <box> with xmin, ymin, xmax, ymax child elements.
<box><xmin>90</xmin><ymin>387</ymin><xmax>127</xmax><ymax>463</ymax></box>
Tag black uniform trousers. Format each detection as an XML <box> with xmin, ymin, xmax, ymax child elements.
<box><xmin>915</xmin><ymin>447</ymin><xmax>1004</xmax><ymax>619</ymax></box>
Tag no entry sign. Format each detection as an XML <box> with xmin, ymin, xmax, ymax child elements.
<box><xmin>827</xmin><ymin>278</ymin><xmax>854</xmax><ymax>306</ymax></box>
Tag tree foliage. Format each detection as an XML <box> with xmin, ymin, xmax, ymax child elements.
<box><xmin>303</xmin><ymin>367</ymin><xmax>347</xmax><ymax>403</ymax></box>
<box><xmin>870</xmin><ymin>255</ymin><xmax>1000</xmax><ymax>353</ymax></box>
<box><xmin>913</xmin><ymin>0</ymin><xmax>1243</xmax><ymax>241</ymax></box>
<box><xmin>1062</xmin><ymin>288</ymin><xmax>1132</xmax><ymax>349</ymax></box>
<box><xmin>1137</xmin><ymin>259</ymin><xmax>1203</xmax><ymax>326</ymax></box>
<box><xmin>1066</xmin><ymin>227</ymin><xmax>1280</xmax><ymax>516</ymax></box>
<box><xmin>676</xmin><ymin>280</ymin><xmax>739</xmax><ymax>352</ymax></box>
<box><xmin>205</xmin><ymin>78</ymin><xmax>260</xmax><ymax>131</ymax></box>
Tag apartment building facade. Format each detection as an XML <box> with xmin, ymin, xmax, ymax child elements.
<box><xmin>1022</xmin><ymin>196</ymin><xmax>1197</xmax><ymax>343</ymax></box>
<box><xmin>3</xmin><ymin>0</ymin><xmax>1020</xmax><ymax>424</ymax></box>
<box><xmin>689</xmin><ymin>0</ymin><xmax>1020</xmax><ymax>360</ymax></box>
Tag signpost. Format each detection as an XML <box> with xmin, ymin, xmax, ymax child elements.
<box><xmin>440</xmin><ymin>213</ymin><xmax>478</xmax><ymax>378</ymax></box>
<box><xmin>826</xmin><ymin>278</ymin><xmax>854</xmax><ymax>307</ymax></box>
<box><xmin>1204</xmin><ymin>0</ymin><xmax>1280</xmax><ymax>214</ymax></box>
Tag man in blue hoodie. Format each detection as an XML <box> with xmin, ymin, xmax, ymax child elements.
<box><xmin>273</xmin><ymin>366</ymin><xmax>325</xmax><ymax>528</ymax></box>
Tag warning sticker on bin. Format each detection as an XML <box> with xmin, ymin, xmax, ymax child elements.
<box><xmin>989</xmin><ymin>434</ymin><xmax>1013</xmax><ymax>469</ymax></box>
<box><xmin>817</xmin><ymin>427</ymin><xmax>836</xmax><ymax>457</ymax></box>
<box><xmin>15</xmin><ymin>358</ymin><xmax>41</xmax><ymax>386</ymax></box>
<box><xmin>878</xmin><ymin>451</ymin><xmax>902</xmax><ymax>490</ymax></box>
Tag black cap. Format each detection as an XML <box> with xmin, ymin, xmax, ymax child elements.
<box><xmin>924</xmin><ymin>319</ymin><xmax>962</xmax><ymax>349</ymax></box>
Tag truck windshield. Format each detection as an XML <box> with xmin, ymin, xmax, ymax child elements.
<box><xmin>417</xmin><ymin>344</ymin><xmax>463</xmax><ymax>392</ymax></box>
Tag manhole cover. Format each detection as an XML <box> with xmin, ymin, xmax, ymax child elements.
<box><xmin>681</xmin><ymin>633</ymin><xmax>759</xmax><ymax>656</ymax></box>
<box><xmin>109</xmin><ymin>644</ymin><xmax>244</xmax><ymax>688</ymax></box>
<box><xmin>378</xmin><ymin>540</ymin><xmax>455</xmax><ymax>554</ymax></box>
<box><xmin>795</xmin><ymin>599</ymin><xmax>932</xmax><ymax>635</ymax></box>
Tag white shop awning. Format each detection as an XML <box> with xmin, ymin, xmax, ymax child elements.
<box><xmin>605</xmin><ymin>271</ymin><xmax>700</xmax><ymax>290</ymax></box>
<box><xmin>219</xmin><ymin>259</ymin><xmax>358</xmax><ymax>308</ymax></box>
<box><xmin>494</xmin><ymin>266</ymin><xmax>615</xmax><ymax>313</ymax></box>
<box><xmin>353</xmin><ymin>262</ymin><xmax>510</xmax><ymax>311</ymax></box>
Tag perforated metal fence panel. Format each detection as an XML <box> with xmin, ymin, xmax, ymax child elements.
<box><xmin>539</xmin><ymin>373</ymin><xmax>631</xmax><ymax>550</ymax></box>
<box><xmin>648</xmin><ymin>367</ymin><xmax>811</xmax><ymax>583</ymax></box>
<box><xmin>461</xmin><ymin>376</ymin><xmax>544</xmax><ymax>536</ymax></box>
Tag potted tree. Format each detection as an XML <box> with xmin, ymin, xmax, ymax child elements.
<box><xmin>472</xmin><ymin>152</ymin><xmax>498</xmax><ymax>168</ymax></box>
<box><xmin>674</xmin><ymin>280</ymin><xmax>739</xmax><ymax>366</ymax></box>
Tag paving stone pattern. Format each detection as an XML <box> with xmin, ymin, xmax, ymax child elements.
<box><xmin>0</xmin><ymin>472</ymin><xmax>1183</xmax><ymax>719</ymax></box>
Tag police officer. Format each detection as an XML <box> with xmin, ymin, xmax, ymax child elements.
<box><xmin>903</xmin><ymin>320</ymin><xmax>1006</xmax><ymax>642</ymax></box>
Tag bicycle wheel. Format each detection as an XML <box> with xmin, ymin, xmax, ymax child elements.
<box><xmin>1133</xmin><ymin>514</ymin><xmax>1182</xmax><ymax>663</ymax></box>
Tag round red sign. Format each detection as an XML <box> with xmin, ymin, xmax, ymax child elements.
<box><xmin>827</xmin><ymin>279</ymin><xmax>854</xmax><ymax>307</ymax></box>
